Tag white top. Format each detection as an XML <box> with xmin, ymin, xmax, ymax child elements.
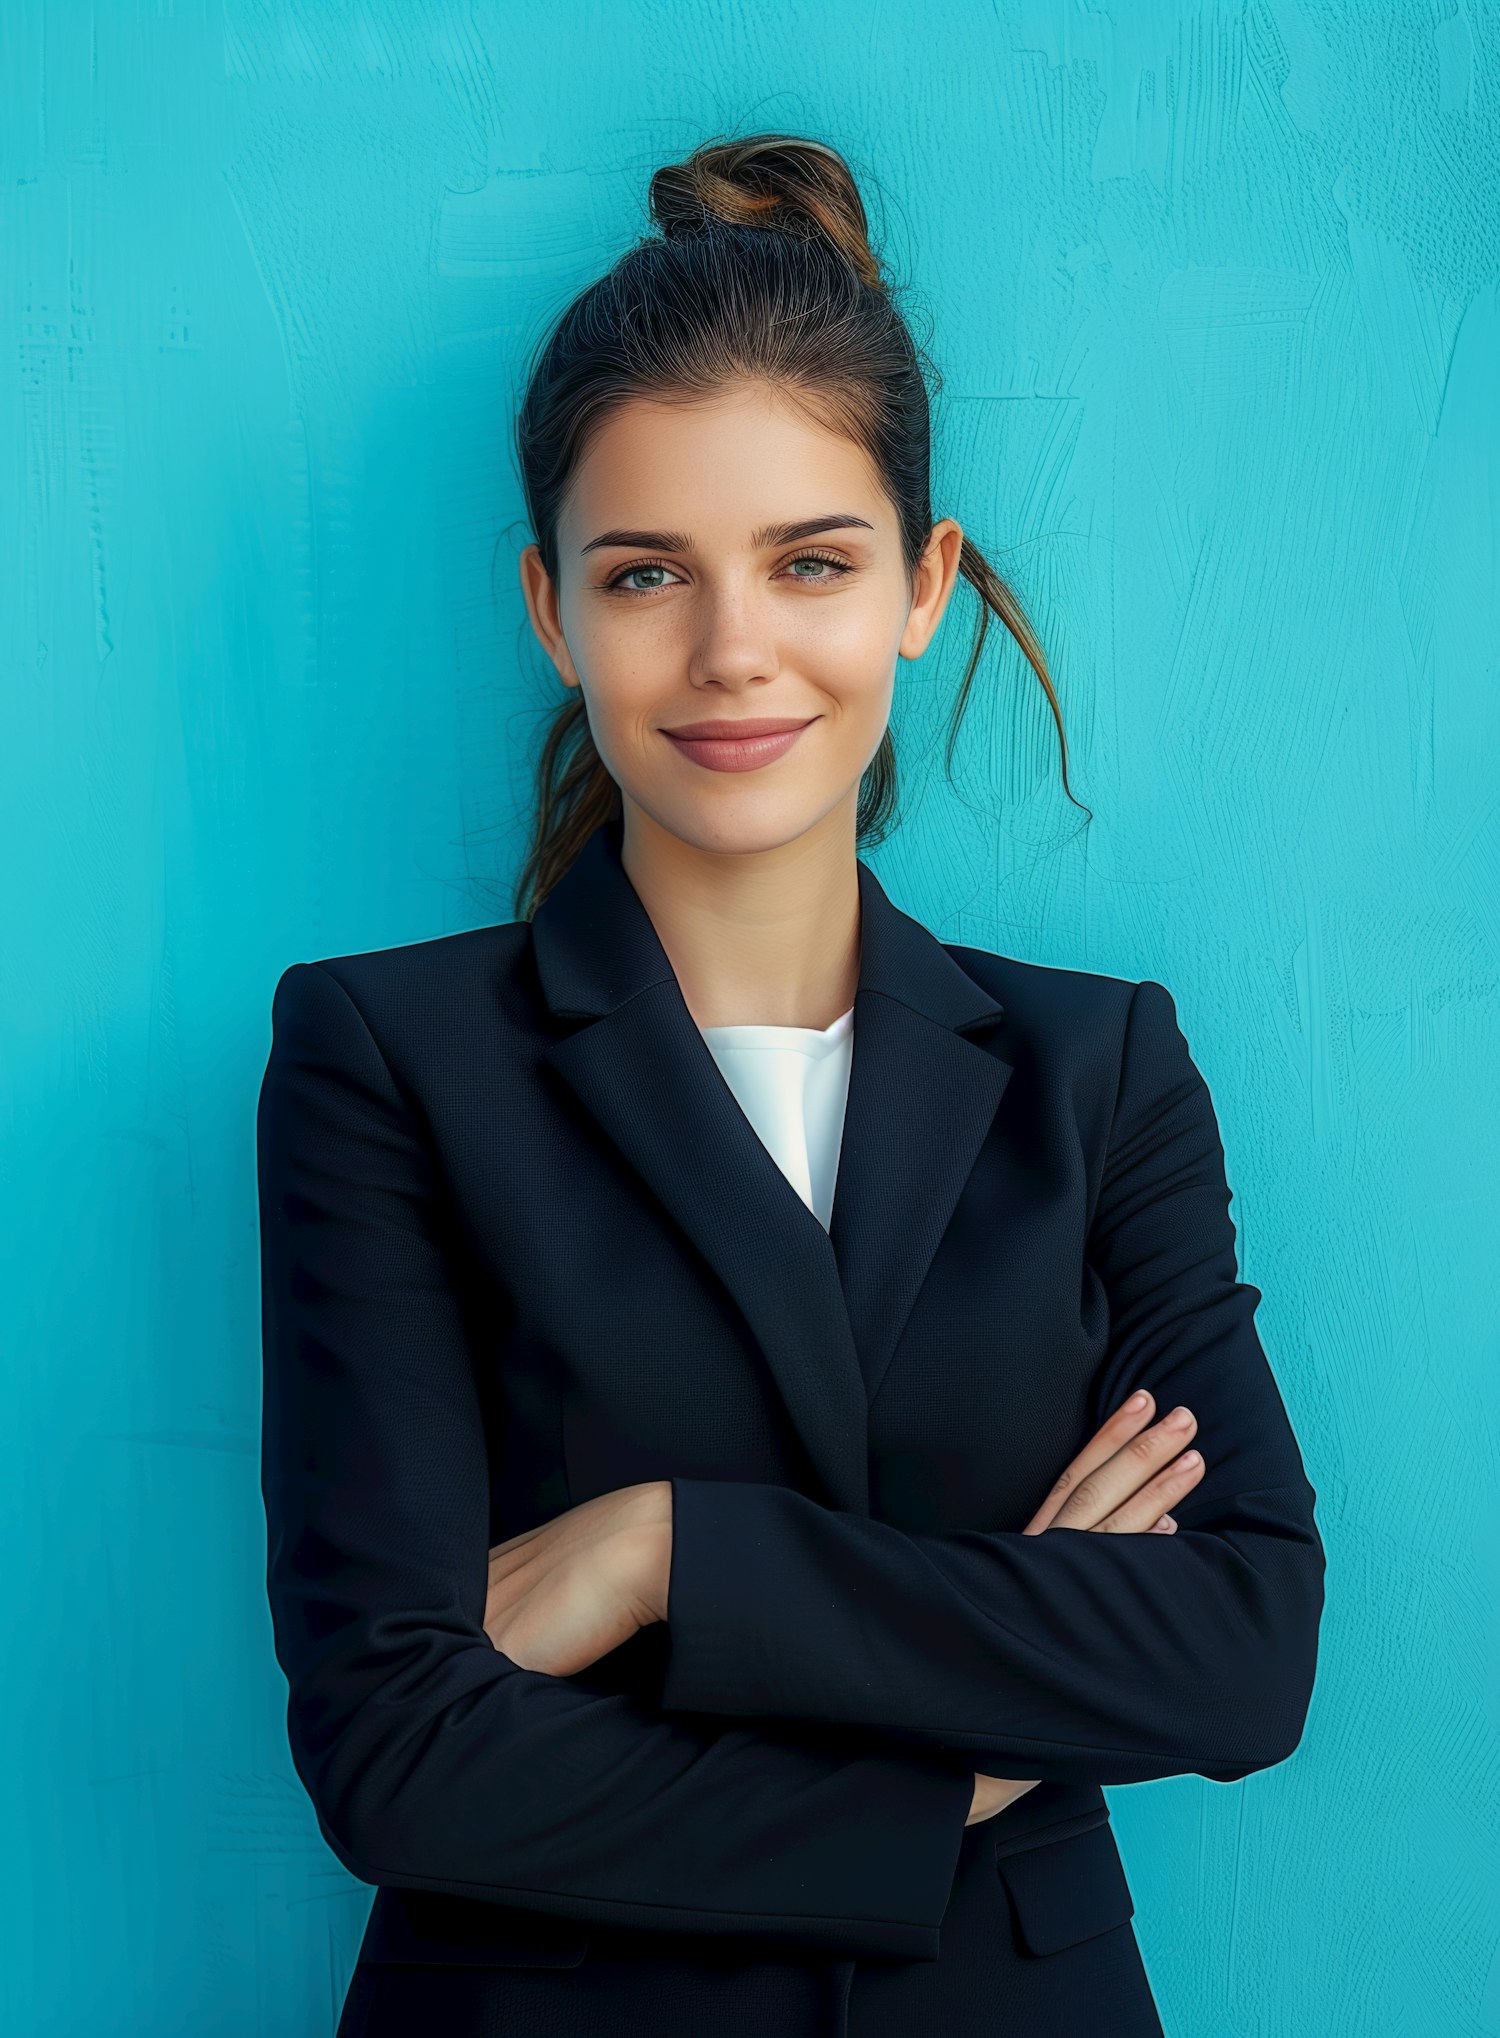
<box><xmin>699</xmin><ymin>1004</ymin><xmax>856</xmax><ymax>1232</ymax></box>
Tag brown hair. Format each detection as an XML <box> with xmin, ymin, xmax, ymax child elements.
<box><xmin>511</xmin><ymin>131</ymin><xmax>1088</xmax><ymax>919</ymax></box>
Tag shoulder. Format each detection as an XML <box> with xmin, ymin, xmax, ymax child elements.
<box><xmin>942</xmin><ymin>940</ymin><xmax>1149</xmax><ymax>1039</ymax></box>
<box><xmin>266</xmin><ymin>920</ymin><xmax>537</xmax><ymax>1064</ymax></box>
<box><xmin>940</xmin><ymin>944</ymin><xmax>1198</xmax><ymax>1123</ymax></box>
<box><xmin>289</xmin><ymin>920</ymin><xmax>530</xmax><ymax>998</ymax></box>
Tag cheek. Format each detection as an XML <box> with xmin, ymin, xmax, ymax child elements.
<box><xmin>796</xmin><ymin>585</ymin><xmax>904</xmax><ymax>663</ymax></box>
<box><xmin>815</xmin><ymin>636</ymin><xmax>897</xmax><ymax>735</ymax></box>
<box><xmin>563</xmin><ymin>616</ymin><xmax>663</xmax><ymax>741</ymax></box>
<box><xmin>581</xmin><ymin>686</ymin><xmax>656</xmax><ymax>783</ymax></box>
<box><xmin>795</xmin><ymin>594</ymin><xmax>910</xmax><ymax>722</ymax></box>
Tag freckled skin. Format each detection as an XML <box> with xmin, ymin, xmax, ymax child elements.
<box><xmin>517</xmin><ymin>374</ymin><xmax>964</xmax><ymax>1031</ymax></box>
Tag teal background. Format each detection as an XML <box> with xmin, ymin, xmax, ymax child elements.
<box><xmin>4</xmin><ymin>5</ymin><xmax>1497</xmax><ymax>2034</ymax></box>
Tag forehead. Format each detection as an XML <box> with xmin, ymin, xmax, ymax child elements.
<box><xmin>558</xmin><ymin>383</ymin><xmax>890</xmax><ymax>544</ymax></box>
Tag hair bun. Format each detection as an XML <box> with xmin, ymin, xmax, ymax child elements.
<box><xmin>649</xmin><ymin>132</ymin><xmax>884</xmax><ymax>291</ymax></box>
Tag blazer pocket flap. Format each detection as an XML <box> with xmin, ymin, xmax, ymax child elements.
<box><xmin>358</xmin><ymin>1888</ymin><xmax>590</xmax><ymax>1969</ymax></box>
<box><xmin>996</xmin><ymin>1822</ymin><xmax>1136</xmax><ymax>1957</ymax></box>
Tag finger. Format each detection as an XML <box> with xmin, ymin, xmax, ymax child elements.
<box><xmin>1045</xmin><ymin>1407</ymin><xmax>1199</xmax><ymax>1533</ymax></box>
<box><xmin>487</xmin><ymin>1489</ymin><xmax>624</xmax><ymax>1569</ymax></box>
<box><xmin>487</xmin><ymin>1533</ymin><xmax>557</xmax><ymax>1595</ymax></box>
<box><xmin>1031</xmin><ymin>1402</ymin><xmax>1198</xmax><ymax>1532</ymax></box>
<box><xmin>1023</xmin><ymin>1390</ymin><xmax>1160</xmax><ymax>1534</ymax></box>
<box><xmin>1093</xmin><ymin>1452</ymin><xmax>1204</xmax><ymax>1533</ymax></box>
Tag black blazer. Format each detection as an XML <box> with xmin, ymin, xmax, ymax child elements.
<box><xmin>257</xmin><ymin>813</ymin><xmax>1324</xmax><ymax>2035</ymax></box>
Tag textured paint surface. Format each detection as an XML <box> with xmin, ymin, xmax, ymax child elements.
<box><xmin>3</xmin><ymin>5</ymin><xmax>1497</xmax><ymax>2033</ymax></box>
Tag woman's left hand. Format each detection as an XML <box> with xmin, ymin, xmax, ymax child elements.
<box><xmin>483</xmin><ymin>1481</ymin><xmax>673</xmax><ymax>1676</ymax></box>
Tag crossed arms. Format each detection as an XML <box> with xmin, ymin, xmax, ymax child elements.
<box><xmin>256</xmin><ymin>961</ymin><xmax>1325</xmax><ymax>1960</ymax></box>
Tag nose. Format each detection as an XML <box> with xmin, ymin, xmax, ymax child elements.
<box><xmin>686</xmin><ymin>573</ymin><xmax>779</xmax><ymax>691</ymax></box>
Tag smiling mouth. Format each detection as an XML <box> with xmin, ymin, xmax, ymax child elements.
<box><xmin>661</xmin><ymin>718</ymin><xmax>817</xmax><ymax>773</ymax></box>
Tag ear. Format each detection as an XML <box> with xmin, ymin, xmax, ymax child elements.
<box><xmin>898</xmin><ymin>518</ymin><xmax>964</xmax><ymax>661</ymax></box>
<box><xmin>519</xmin><ymin>543</ymin><xmax>583</xmax><ymax>689</ymax></box>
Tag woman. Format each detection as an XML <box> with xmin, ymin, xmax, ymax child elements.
<box><xmin>257</xmin><ymin>134</ymin><xmax>1325</xmax><ymax>2038</ymax></box>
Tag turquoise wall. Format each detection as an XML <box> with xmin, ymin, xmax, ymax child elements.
<box><xmin>4</xmin><ymin>5</ymin><xmax>1496</xmax><ymax>2033</ymax></box>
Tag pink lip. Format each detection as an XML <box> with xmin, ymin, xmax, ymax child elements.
<box><xmin>662</xmin><ymin>717</ymin><xmax>817</xmax><ymax>773</ymax></box>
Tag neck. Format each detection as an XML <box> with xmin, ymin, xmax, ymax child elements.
<box><xmin>618</xmin><ymin>798</ymin><xmax>861</xmax><ymax>1031</ymax></box>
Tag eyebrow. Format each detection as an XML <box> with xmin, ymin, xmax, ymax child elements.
<box><xmin>579</xmin><ymin>513</ymin><xmax>876</xmax><ymax>556</ymax></box>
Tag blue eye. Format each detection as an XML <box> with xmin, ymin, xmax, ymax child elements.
<box><xmin>612</xmin><ymin>563</ymin><xmax>676</xmax><ymax>593</ymax></box>
<box><xmin>603</xmin><ymin>551</ymin><xmax>854</xmax><ymax>596</ymax></box>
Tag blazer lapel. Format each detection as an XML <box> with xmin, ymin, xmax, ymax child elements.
<box><xmin>527</xmin><ymin>817</ymin><xmax>1012</xmax><ymax>1515</ymax></box>
<box><xmin>829</xmin><ymin>890</ymin><xmax>1014</xmax><ymax>1411</ymax></box>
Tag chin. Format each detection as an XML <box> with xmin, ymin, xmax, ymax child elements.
<box><xmin>632</xmin><ymin>794</ymin><xmax>849</xmax><ymax>862</ymax></box>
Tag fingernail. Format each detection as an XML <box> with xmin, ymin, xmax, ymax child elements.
<box><xmin>1179</xmin><ymin>1450</ymin><xmax>1201</xmax><ymax>1469</ymax></box>
<box><xmin>1125</xmin><ymin>1391</ymin><xmax>1148</xmax><ymax>1411</ymax></box>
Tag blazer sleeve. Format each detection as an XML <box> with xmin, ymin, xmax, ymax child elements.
<box><xmin>660</xmin><ymin>977</ymin><xmax>1326</xmax><ymax>1788</ymax></box>
<box><xmin>256</xmin><ymin>960</ymin><xmax>974</xmax><ymax>1962</ymax></box>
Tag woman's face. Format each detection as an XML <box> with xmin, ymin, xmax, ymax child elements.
<box><xmin>520</xmin><ymin>378</ymin><xmax>963</xmax><ymax>860</ymax></box>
